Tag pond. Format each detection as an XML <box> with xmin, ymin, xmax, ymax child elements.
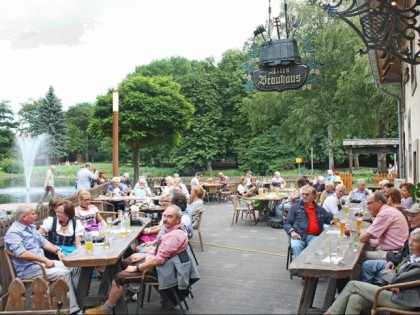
<box><xmin>0</xmin><ymin>176</ymin><xmax>76</xmax><ymax>204</ymax></box>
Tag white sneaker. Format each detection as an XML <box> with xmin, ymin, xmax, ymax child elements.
<box><xmin>132</xmin><ymin>293</ymin><xmax>138</xmax><ymax>301</ymax></box>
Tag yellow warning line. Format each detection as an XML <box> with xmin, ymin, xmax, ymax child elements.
<box><xmin>189</xmin><ymin>240</ymin><xmax>287</xmax><ymax>258</ymax></box>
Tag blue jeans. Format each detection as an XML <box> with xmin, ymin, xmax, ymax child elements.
<box><xmin>275</xmin><ymin>202</ymin><xmax>292</xmax><ymax>219</ymax></box>
<box><xmin>360</xmin><ymin>260</ymin><xmax>387</xmax><ymax>285</ymax></box>
<box><xmin>291</xmin><ymin>234</ymin><xmax>317</xmax><ymax>258</ymax></box>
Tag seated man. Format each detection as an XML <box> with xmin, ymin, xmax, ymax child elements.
<box><xmin>217</xmin><ymin>171</ymin><xmax>230</xmax><ymax>201</ymax></box>
<box><xmin>5</xmin><ymin>204</ymin><xmax>80</xmax><ymax>315</ymax></box>
<box><xmin>322</xmin><ymin>184</ymin><xmax>346</xmax><ymax>215</ymax></box>
<box><xmin>85</xmin><ymin>204</ymin><xmax>188</xmax><ymax>315</ymax></box>
<box><xmin>106</xmin><ymin>176</ymin><xmax>128</xmax><ymax>211</ymax></box>
<box><xmin>318</xmin><ymin>181</ymin><xmax>335</xmax><ymax>205</ymax></box>
<box><xmin>132</xmin><ymin>177</ymin><xmax>152</xmax><ymax>198</ymax></box>
<box><xmin>347</xmin><ymin>179</ymin><xmax>371</xmax><ymax>203</ymax></box>
<box><xmin>361</xmin><ymin>203</ymin><xmax>420</xmax><ymax>285</ymax></box>
<box><xmin>120</xmin><ymin>172</ymin><xmax>134</xmax><ymax>190</ymax></box>
<box><xmin>283</xmin><ymin>186</ymin><xmax>333</xmax><ymax>257</ymax></box>
<box><xmin>359</xmin><ymin>192</ymin><xmax>409</xmax><ymax>259</ymax></box>
<box><xmin>326</xmin><ymin>228</ymin><xmax>420</xmax><ymax>314</ymax></box>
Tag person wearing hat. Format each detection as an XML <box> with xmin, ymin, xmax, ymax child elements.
<box><xmin>190</xmin><ymin>172</ymin><xmax>202</xmax><ymax>188</ymax></box>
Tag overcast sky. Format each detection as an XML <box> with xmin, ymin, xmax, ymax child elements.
<box><xmin>0</xmin><ymin>0</ymin><xmax>283</xmax><ymax>114</ymax></box>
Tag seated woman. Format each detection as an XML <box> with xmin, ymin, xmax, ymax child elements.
<box><xmin>247</xmin><ymin>177</ymin><xmax>264</xmax><ymax>222</ymax></box>
<box><xmin>188</xmin><ymin>185</ymin><xmax>205</xmax><ymax>228</ymax></box>
<box><xmin>132</xmin><ymin>177</ymin><xmax>152</xmax><ymax>198</ymax></box>
<box><xmin>136</xmin><ymin>194</ymin><xmax>171</xmax><ymax>246</ymax></box>
<box><xmin>95</xmin><ymin>170</ymin><xmax>107</xmax><ymax>186</ymax></box>
<box><xmin>271</xmin><ymin>171</ymin><xmax>286</xmax><ymax>188</ymax></box>
<box><xmin>325</xmin><ymin>228</ymin><xmax>420</xmax><ymax>314</ymax></box>
<box><xmin>75</xmin><ymin>190</ymin><xmax>105</xmax><ymax>232</ymax></box>
<box><xmin>39</xmin><ymin>198</ymin><xmax>84</xmax><ymax>259</ymax></box>
<box><xmin>237</xmin><ymin>175</ymin><xmax>255</xmax><ymax>209</ymax></box>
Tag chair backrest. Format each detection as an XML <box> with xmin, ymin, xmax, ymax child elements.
<box><xmin>4</xmin><ymin>249</ymin><xmax>17</xmax><ymax>281</ymax></box>
<box><xmin>91</xmin><ymin>201</ymin><xmax>115</xmax><ymax>212</ymax></box>
<box><xmin>191</xmin><ymin>209</ymin><xmax>204</xmax><ymax>231</ymax></box>
<box><xmin>208</xmin><ymin>186</ymin><xmax>218</xmax><ymax>194</ymax></box>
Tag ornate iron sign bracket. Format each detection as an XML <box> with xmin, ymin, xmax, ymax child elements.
<box><xmin>309</xmin><ymin>0</ymin><xmax>420</xmax><ymax>65</ymax></box>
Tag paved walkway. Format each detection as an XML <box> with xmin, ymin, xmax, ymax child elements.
<box><xmin>120</xmin><ymin>199</ymin><xmax>328</xmax><ymax>314</ymax></box>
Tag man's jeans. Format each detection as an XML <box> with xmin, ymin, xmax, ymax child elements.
<box><xmin>360</xmin><ymin>259</ymin><xmax>387</xmax><ymax>285</ymax></box>
<box><xmin>291</xmin><ymin>234</ymin><xmax>317</xmax><ymax>258</ymax></box>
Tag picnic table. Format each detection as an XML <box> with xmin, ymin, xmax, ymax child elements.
<box><xmin>288</xmin><ymin>211</ymin><xmax>370</xmax><ymax>314</ymax></box>
<box><xmin>62</xmin><ymin>220</ymin><xmax>150</xmax><ymax>314</ymax></box>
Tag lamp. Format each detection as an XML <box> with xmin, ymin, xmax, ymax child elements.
<box><xmin>309</xmin><ymin>0</ymin><xmax>420</xmax><ymax>65</ymax></box>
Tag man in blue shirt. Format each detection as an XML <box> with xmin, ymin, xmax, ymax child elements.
<box><xmin>5</xmin><ymin>204</ymin><xmax>80</xmax><ymax>314</ymax></box>
<box><xmin>75</xmin><ymin>163</ymin><xmax>98</xmax><ymax>190</ymax></box>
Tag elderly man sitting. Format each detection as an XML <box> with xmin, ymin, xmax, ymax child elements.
<box><xmin>347</xmin><ymin>179</ymin><xmax>371</xmax><ymax>204</ymax></box>
<box><xmin>283</xmin><ymin>186</ymin><xmax>333</xmax><ymax>257</ymax></box>
<box><xmin>5</xmin><ymin>204</ymin><xmax>81</xmax><ymax>315</ymax></box>
<box><xmin>326</xmin><ymin>228</ymin><xmax>420</xmax><ymax>314</ymax></box>
<box><xmin>359</xmin><ymin>192</ymin><xmax>409</xmax><ymax>260</ymax></box>
<box><xmin>85</xmin><ymin>204</ymin><xmax>188</xmax><ymax>315</ymax></box>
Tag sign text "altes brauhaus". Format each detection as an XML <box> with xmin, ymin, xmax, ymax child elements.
<box><xmin>252</xmin><ymin>64</ymin><xmax>308</xmax><ymax>92</ymax></box>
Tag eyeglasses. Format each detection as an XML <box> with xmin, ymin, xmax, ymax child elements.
<box><xmin>302</xmin><ymin>193</ymin><xmax>312</xmax><ymax>197</ymax></box>
<box><xmin>366</xmin><ymin>201</ymin><xmax>376</xmax><ymax>205</ymax></box>
<box><xmin>55</xmin><ymin>211</ymin><xmax>65</xmax><ymax>214</ymax></box>
<box><xmin>81</xmin><ymin>199</ymin><xmax>91</xmax><ymax>202</ymax></box>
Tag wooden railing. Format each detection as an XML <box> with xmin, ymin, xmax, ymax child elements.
<box><xmin>0</xmin><ymin>183</ymin><xmax>108</xmax><ymax>311</ymax></box>
<box><xmin>374</xmin><ymin>173</ymin><xmax>398</xmax><ymax>186</ymax></box>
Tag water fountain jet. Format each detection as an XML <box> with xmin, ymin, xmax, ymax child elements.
<box><xmin>15</xmin><ymin>134</ymin><xmax>48</xmax><ymax>190</ymax></box>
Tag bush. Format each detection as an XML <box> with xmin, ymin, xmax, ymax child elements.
<box><xmin>0</xmin><ymin>158</ymin><xmax>24</xmax><ymax>174</ymax></box>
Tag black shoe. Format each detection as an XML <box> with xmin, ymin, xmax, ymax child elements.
<box><xmin>124</xmin><ymin>289</ymin><xmax>136</xmax><ymax>302</ymax></box>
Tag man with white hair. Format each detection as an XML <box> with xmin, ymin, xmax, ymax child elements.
<box><xmin>347</xmin><ymin>179</ymin><xmax>371</xmax><ymax>203</ymax></box>
<box><xmin>323</xmin><ymin>184</ymin><xmax>346</xmax><ymax>215</ymax></box>
<box><xmin>132</xmin><ymin>177</ymin><xmax>152</xmax><ymax>198</ymax></box>
<box><xmin>106</xmin><ymin>177</ymin><xmax>128</xmax><ymax>211</ymax></box>
<box><xmin>121</xmin><ymin>172</ymin><xmax>134</xmax><ymax>190</ymax></box>
<box><xmin>325</xmin><ymin>169</ymin><xmax>335</xmax><ymax>182</ymax></box>
<box><xmin>319</xmin><ymin>181</ymin><xmax>335</xmax><ymax>205</ymax></box>
<box><xmin>5</xmin><ymin>204</ymin><xmax>81</xmax><ymax>314</ymax></box>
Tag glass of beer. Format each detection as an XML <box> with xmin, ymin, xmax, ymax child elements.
<box><xmin>343</xmin><ymin>206</ymin><xmax>349</xmax><ymax>216</ymax></box>
<box><xmin>258</xmin><ymin>188</ymin><xmax>263</xmax><ymax>197</ymax></box>
<box><xmin>103</xmin><ymin>233</ymin><xmax>110</xmax><ymax>249</ymax></box>
<box><xmin>339</xmin><ymin>219</ymin><xmax>346</xmax><ymax>237</ymax></box>
<box><xmin>275</xmin><ymin>187</ymin><xmax>280</xmax><ymax>196</ymax></box>
<box><xmin>333</xmin><ymin>215</ymin><xmax>338</xmax><ymax>227</ymax></box>
<box><xmin>356</xmin><ymin>217</ymin><xmax>363</xmax><ymax>233</ymax></box>
<box><xmin>120</xmin><ymin>223</ymin><xmax>127</xmax><ymax>238</ymax></box>
<box><xmin>85</xmin><ymin>232</ymin><xmax>93</xmax><ymax>254</ymax></box>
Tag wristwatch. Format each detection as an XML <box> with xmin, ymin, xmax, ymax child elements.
<box><xmin>54</xmin><ymin>248</ymin><xmax>61</xmax><ymax>254</ymax></box>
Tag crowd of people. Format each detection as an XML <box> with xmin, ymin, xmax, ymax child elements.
<box><xmin>6</xmin><ymin>165</ymin><xmax>420</xmax><ymax>313</ymax></box>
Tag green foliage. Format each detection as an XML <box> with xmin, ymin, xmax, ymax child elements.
<box><xmin>0</xmin><ymin>158</ymin><xmax>23</xmax><ymax>174</ymax></box>
<box><xmin>26</xmin><ymin>87</ymin><xmax>69</xmax><ymax>163</ymax></box>
<box><xmin>89</xmin><ymin>75</ymin><xmax>194</xmax><ymax>181</ymax></box>
<box><xmin>0</xmin><ymin>101</ymin><xmax>17</xmax><ymax>157</ymax></box>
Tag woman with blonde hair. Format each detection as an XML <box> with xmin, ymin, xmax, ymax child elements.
<box><xmin>74</xmin><ymin>190</ymin><xmax>105</xmax><ymax>231</ymax></box>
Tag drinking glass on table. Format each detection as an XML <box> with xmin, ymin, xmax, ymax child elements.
<box><xmin>330</xmin><ymin>240</ymin><xmax>340</xmax><ymax>264</ymax></box>
<box><xmin>339</xmin><ymin>219</ymin><xmax>346</xmax><ymax>237</ymax></box>
<box><xmin>85</xmin><ymin>232</ymin><xmax>93</xmax><ymax>254</ymax></box>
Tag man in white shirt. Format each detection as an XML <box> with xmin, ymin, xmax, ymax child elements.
<box><xmin>76</xmin><ymin>163</ymin><xmax>98</xmax><ymax>191</ymax></box>
<box><xmin>323</xmin><ymin>184</ymin><xmax>346</xmax><ymax>215</ymax></box>
<box><xmin>190</xmin><ymin>172</ymin><xmax>202</xmax><ymax>188</ymax></box>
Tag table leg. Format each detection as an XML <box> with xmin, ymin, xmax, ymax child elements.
<box><xmin>298</xmin><ymin>277</ymin><xmax>318</xmax><ymax>314</ymax></box>
<box><xmin>323</xmin><ymin>278</ymin><xmax>337</xmax><ymax>309</ymax></box>
<box><xmin>76</xmin><ymin>267</ymin><xmax>94</xmax><ymax>307</ymax></box>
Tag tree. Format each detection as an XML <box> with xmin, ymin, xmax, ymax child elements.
<box><xmin>0</xmin><ymin>100</ymin><xmax>18</xmax><ymax>157</ymax></box>
<box><xmin>30</xmin><ymin>86</ymin><xmax>68</xmax><ymax>163</ymax></box>
<box><xmin>89</xmin><ymin>76</ymin><xmax>194</xmax><ymax>181</ymax></box>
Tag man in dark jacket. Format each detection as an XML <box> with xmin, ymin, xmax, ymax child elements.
<box><xmin>283</xmin><ymin>186</ymin><xmax>333</xmax><ymax>257</ymax></box>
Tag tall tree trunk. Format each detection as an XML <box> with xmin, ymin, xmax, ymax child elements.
<box><xmin>132</xmin><ymin>143</ymin><xmax>140</xmax><ymax>183</ymax></box>
<box><xmin>327</xmin><ymin>122</ymin><xmax>335</xmax><ymax>170</ymax></box>
<box><xmin>207</xmin><ymin>162</ymin><xmax>212</xmax><ymax>172</ymax></box>
<box><xmin>354</xmin><ymin>153</ymin><xmax>360</xmax><ymax>169</ymax></box>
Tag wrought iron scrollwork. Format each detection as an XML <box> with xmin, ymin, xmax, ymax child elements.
<box><xmin>310</xmin><ymin>0</ymin><xmax>420</xmax><ymax>64</ymax></box>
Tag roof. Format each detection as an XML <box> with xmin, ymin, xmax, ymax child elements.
<box><xmin>343</xmin><ymin>138</ymin><xmax>399</xmax><ymax>146</ymax></box>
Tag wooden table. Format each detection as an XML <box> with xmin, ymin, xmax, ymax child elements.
<box><xmin>248</xmin><ymin>193</ymin><xmax>289</xmax><ymax>221</ymax></box>
<box><xmin>94</xmin><ymin>195</ymin><xmax>161</xmax><ymax>202</ymax></box>
<box><xmin>62</xmin><ymin>220</ymin><xmax>150</xmax><ymax>314</ymax></box>
<box><xmin>288</xmin><ymin>221</ymin><xmax>370</xmax><ymax>314</ymax></box>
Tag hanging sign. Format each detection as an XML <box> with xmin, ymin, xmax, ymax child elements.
<box><xmin>253</xmin><ymin>65</ymin><xmax>308</xmax><ymax>92</ymax></box>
